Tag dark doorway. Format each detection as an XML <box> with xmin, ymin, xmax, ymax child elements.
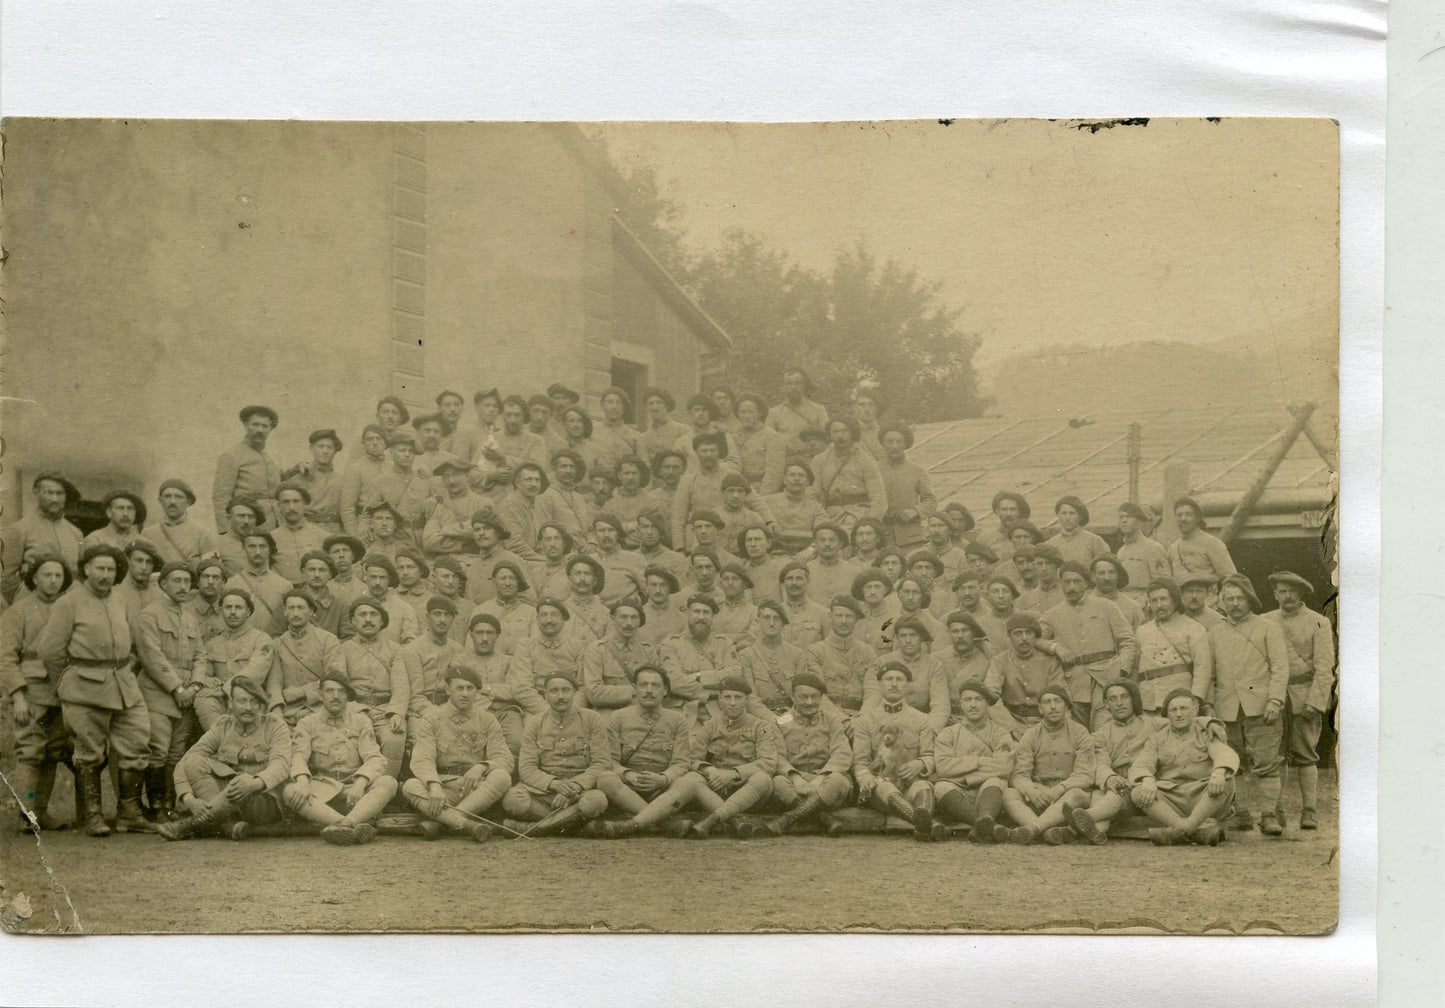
<box><xmin>610</xmin><ymin>358</ymin><xmax>649</xmax><ymax>426</ymax></box>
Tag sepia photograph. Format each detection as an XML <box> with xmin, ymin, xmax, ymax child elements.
<box><xmin>0</xmin><ymin>116</ymin><xmax>1339</xmax><ymax>935</ymax></box>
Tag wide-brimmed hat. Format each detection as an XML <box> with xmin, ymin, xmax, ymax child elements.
<box><xmin>239</xmin><ymin>405</ymin><xmax>279</xmax><ymax>427</ymax></box>
<box><xmin>102</xmin><ymin>490</ymin><xmax>148</xmax><ymax>528</ymax></box>
<box><xmin>1267</xmin><ymin>570</ymin><xmax>1314</xmax><ymax>596</ymax></box>
<box><xmin>323</xmin><ymin>534</ymin><xmax>367</xmax><ymax>562</ymax></box>
<box><xmin>1054</xmin><ymin>495</ymin><xmax>1090</xmax><ymax>527</ymax></box>
<box><xmin>643</xmin><ymin>565</ymin><xmax>680</xmax><ymax>594</ymax></box>
<box><xmin>892</xmin><ymin>615</ymin><xmax>933</xmax><ymax>644</ymax></box>
<box><xmin>1218</xmin><ymin>573</ymin><xmax>1262</xmax><ymax>612</ymax></box>
<box><xmin>1090</xmin><ymin>553</ymin><xmax>1129</xmax><ymax>588</ymax></box>
<box><xmin>359</xmin><ymin>554</ymin><xmax>399</xmax><ymax>587</ymax></box>
<box><xmin>991</xmin><ymin>490</ymin><xmax>1031</xmax><ymax>520</ymax></box>
<box><xmin>851</xmin><ymin>568</ymin><xmax>894</xmax><ymax>600</ymax></box>
<box><xmin>565</xmin><ymin>553</ymin><xmax>606</xmax><ymax>591</ymax></box>
<box><xmin>349</xmin><ymin>596</ymin><xmax>390</xmax><ymax>629</ymax></box>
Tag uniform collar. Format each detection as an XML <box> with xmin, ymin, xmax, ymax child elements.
<box><xmin>882</xmin><ymin>700</ymin><xmax>904</xmax><ymax>714</ymax></box>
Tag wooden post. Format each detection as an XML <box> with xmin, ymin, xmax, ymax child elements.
<box><xmin>1286</xmin><ymin>401</ymin><xmax>1335</xmax><ymax>469</ymax></box>
<box><xmin>1126</xmin><ymin>422</ymin><xmax>1142</xmax><ymax>504</ymax></box>
<box><xmin>1157</xmin><ymin>463</ymin><xmax>1191</xmax><ymax>545</ymax></box>
<box><xmin>1218</xmin><ymin>402</ymin><xmax>1316</xmax><ymax>545</ymax></box>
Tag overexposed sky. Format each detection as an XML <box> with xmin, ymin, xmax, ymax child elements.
<box><xmin>594</xmin><ymin>118</ymin><xmax>1338</xmax><ymax>364</ymax></box>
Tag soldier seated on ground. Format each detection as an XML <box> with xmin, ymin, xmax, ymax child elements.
<box><xmin>851</xmin><ymin>661</ymin><xmax>938</xmax><ymax>842</ymax></box>
<box><xmin>280</xmin><ymin>670</ymin><xmax>399</xmax><ymax>846</ymax></box>
<box><xmin>1067</xmin><ymin>679</ymin><xmax>1164</xmax><ymax>846</ymax></box>
<box><xmin>501</xmin><ymin>672</ymin><xmax>610</xmax><ymax>837</ymax></box>
<box><xmin>998</xmin><ymin>685</ymin><xmax>1096</xmax><ymax>846</ymax></box>
<box><xmin>740</xmin><ymin>671</ymin><xmax>853</xmax><ymax>838</ymax></box>
<box><xmin>589</xmin><ymin>665</ymin><xmax>693</xmax><ymax>838</ymax></box>
<box><xmin>930</xmin><ymin>680</ymin><xmax>1015</xmax><ymax>844</ymax></box>
<box><xmin>402</xmin><ymin>665</ymin><xmax>514</xmax><ymax>842</ymax></box>
<box><xmin>1127</xmin><ymin>688</ymin><xmax>1239</xmax><ymax>846</ymax></box>
<box><xmin>159</xmin><ymin>675</ymin><xmax>291</xmax><ymax>842</ymax></box>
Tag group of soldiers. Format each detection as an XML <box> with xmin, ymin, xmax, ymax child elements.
<box><xmin>1</xmin><ymin>372</ymin><xmax>1337</xmax><ymax>846</ymax></box>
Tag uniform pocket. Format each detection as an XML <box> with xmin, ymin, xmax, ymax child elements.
<box><xmin>72</xmin><ymin>665</ymin><xmax>108</xmax><ymax>684</ymax></box>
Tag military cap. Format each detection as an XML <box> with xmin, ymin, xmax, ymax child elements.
<box><xmin>642</xmin><ymin>564</ymin><xmax>680</xmax><ymax>595</ymax></box>
<box><xmin>944</xmin><ymin>611</ymin><xmax>986</xmax><ymax>640</ymax></box>
<box><xmin>411</xmin><ymin>411</ymin><xmax>450</xmax><ymax>434</ymax></box>
<box><xmin>1009</xmin><ymin>520</ymin><xmax>1044</xmax><ymax>544</ymax></box>
<box><xmin>755</xmin><ymin>599</ymin><xmax>790</xmax><ymax>626</ymax></box>
<box><xmin>444</xmin><ymin>664</ymin><xmax>483</xmax><ymax>688</ymax></box>
<box><xmin>376</xmin><ymin>396</ymin><xmax>410</xmax><ymax>424</ymax></box>
<box><xmin>720</xmin><ymin>472</ymin><xmax>751</xmax><ymax>492</ymax></box>
<box><xmin>828</xmin><ymin>594</ymin><xmax>864</xmax><ymax>619</ymax></box>
<box><xmin>119</xmin><ymin>536</ymin><xmax>161</xmax><ymax>565</ymax></box>
<box><xmin>991</xmin><ymin>490</ymin><xmax>1031</xmax><ymax>520</ymax></box>
<box><xmin>281</xmin><ymin>588</ymin><xmax>317</xmax><ymax>612</ymax></box>
<box><xmin>877</xmin><ymin>660</ymin><xmax>913</xmax><ymax>682</ymax></box>
<box><xmin>791</xmin><ymin>671</ymin><xmax>827</xmax><ymax>695</ymax></box>
<box><xmin>546</xmin><ymin>383</ymin><xmax>581</xmax><ymax>404</ymax></box>
<box><xmin>1219</xmin><ymin>573</ymin><xmax>1262</xmax><ymax>612</ymax></box>
<box><xmin>734</xmin><ymin>393</ymin><xmax>769</xmax><ymax>423</ymax></box>
<box><xmin>158</xmin><ymin>477</ymin><xmax>197</xmax><ymax>505</ymax></box>
<box><xmin>348</xmin><ymin>595</ymin><xmax>390</xmax><ymax>629</ymax></box>
<box><xmin>1146</xmin><ymin>577</ymin><xmax>1184</xmax><ymax>610</ymax></box>
<box><xmin>472</xmin><ymin>387</ymin><xmax>502</xmax><ymax>407</ymax></box>
<box><xmin>275</xmin><ymin>480</ymin><xmax>313</xmax><ymax>505</ymax></box>
<box><xmin>1032</xmin><ymin>544</ymin><xmax>1064</xmax><ymax>566</ymax></box>
<box><xmin>239</xmin><ymin>405</ymin><xmax>279</xmax><ymax>427</ymax></box>
<box><xmin>1162</xmin><ymin>687</ymin><xmax>1199</xmax><ymax>713</ymax></box>
<box><xmin>964</xmin><ymin>540</ymin><xmax>998</xmax><ymax>564</ymax></box>
<box><xmin>323</xmin><ymin>534</ymin><xmax>367</xmax><ymax>562</ymax></box>
<box><xmin>549</xmin><ymin>449</ymin><xmax>587</xmax><ymax>479</ymax></box>
<box><xmin>431</xmin><ymin>455</ymin><xmax>473</xmax><ymax>476</ymax></box>
<box><xmin>878</xmin><ymin>421</ymin><xmax>914</xmax><ymax>449</ymax></box>
<box><xmin>102</xmin><ymin>490</ymin><xmax>148</xmax><ymax>528</ymax></box>
<box><xmin>1267</xmin><ymin>570</ymin><xmax>1314</xmax><ymax>595</ymax></box>
<box><xmin>468</xmin><ymin>612</ymin><xmax>501</xmax><ymax>634</ymax></box>
<box><xmin>690</xmin><ymin>509</ymin><xmax>726</xmax><ymax>530</ymax></box>
<box><xmin>1005</xmin><ymin>612</ymin><xmax>1043</xmax><ymax>636</ymax></box>
<box><xmin>220</xmin><ymin>494</ymin><xmax>257</xmax><ymax>522</ymax></box>
<box><xmin>797</xmin><ymin>426</ymin><xmax>827</xmax><ymax>446</ymax></box>
<box><xmin>613</xmin><ymin>455</ymin><xmax>652</xmax><ymax>487</ymax></box>
<box><xmin>469</xmin><ymin>509</ymin><xmax>511</xmax><ymax>539</ymax></box>
<box><xmin>309</xmin><ymin>429</ymin><xmax>342</xmax><ymax>450</ymax></box>
<box><xmin>893</xmin><ymin>614</ymin><xmax>933</xmax><ymax>644</ymax></box>
<box><xmin>691</xmin><ymin>430</ymin><xmax>729</xmax><ymax>454</ymax></box>
<box><xmin>359</xmin><ymin>554</ymin><xmax>400</xmax><ymax>587</ymax></box>
<box><xmin>431</xmin><ymin>556</ymin><xmax>467</xmax><ymax>580</ymax></box>
<box><xmin>778</xmin><ymin>560</ymin><xmax>811</xmax><ymax>582</ymax></box>
<box><xmin>1173</xmin><ymin>496</ymin><xmax>1207</xmax><ymax>528</ymax></box>
<box><xmin>512</xmin><ymin>462</ymin><xmax>551</xmax><ymax>492</ymax></box>
<box><xmin>360</xmin><ymin>423</ymin><xmax>391</xmax><ymax>445</ymax></box>
<box><xmin>735</xmin><ymin>523</ymin><xmax>775</xmax><ymax>555</ymax></box>
<box><xmin>718</xmin><ymin>563</ymin><xmax>754</xmax><ymax>590</ymax></box>
<box><xmin>1055</xmin><ymin>495</ymin><xmax>1090</xmax><ymax>527</ymax></box>
<box><xmin>391</xmin><ymin>547</ymin><xmax>429</xmax><ymax>580</ymax></box>
<box><xmin>925</xmin><ymin>510</ymin><xmax>956</xmax><ymax>533</ymax></box>
<box><xmin>317</xmin><ymin>668</ymin><xmax>356</xmax><ymax>699</ymax></box>
<box><xmin>1012</xmin><ymin>543</ymin><xmax>1037</xmax><ymax>562</ymax></box>
<box><xmin>785</xmin><ymin>461</ymin><xmax>816</xmax><ymax>485</ymax></box>
<box><xmin>608</xmin><ymin>597</ymin><xmax>646</xmax><ymax>626</ymax></box>
<box><xmin>986</xmin><ymin>573</ymin><xmax>1020</xmax><ymax>598</ymax></box>
<box><xmin>1117</xmin><ymin>501</ymin><xmax>1151</xmax><ymax>522</ymax></box>
<box><xmin>907</xmin><ymin>551</ymin><xmax>944</xmax><ymax>577</ymax></box>
<box><xmin>536</xmin><ymin>597</ymin><xmax>571</xmax><ymax>620</ymax></box>
<box><xmin>565</xmin><ymin>553</ymin><xmax>606</xmax><ymax>590</ymax></box>
<box><xmin>491</xmin><ymin>560</ymin><xmax>530</xmax><ymax>593</ymax></box>
<box><xmin>951</xmin><ymin>569</ymin><xmax>984</xmax><ymax>590</ymax></box>
<box><xmin>364</xmin><ymin>502</ymin><xmax>404</xmax><ymax>525</ymax></box>
<box><xmin>425</xmin><ymin>595</ymin><xmax>457</xmax><ymax>616</ymax></box>
<box><xmin>1037</xmin><ymin>683</ymin><xmax>1070</xmax><ymax>706</ymax></box>
<box><xmin>956</xmin><ymin>679</ymin><xmax>997</xmax><ymax>705</ymax></box>
<box><xmin>716</xmin><ymin>674</ymin><xmax>752</xmax><ymax>696</ymax></box>
<box><xmin>219</xmin><ymin>587</ymin><xmax>256</xmax><ymax>614</ymax></box>
<box><xmin>387</xmin><ymin>430</ymin><xmax>420</xmax><ymax>451</ymax></box>
<box><xmin>158</xmin><ymin>560</ymin><xmax>194</xmax><ymax>583</ymax></box>
<box><xmin>1103</xmin><ymin>677</ymin><xmax>1144</xmax><ymax>716</ymax></box>
<box><xmin>543</xmin><ymin>670</ymin><xmax>579</xmax><ymax>688</ymax></box>
<box><xmin>1086</xmin><ymin>554</ymin><xmax>1127</xmax><ymax>588</ymax></box>
<box><xmin>850</xmin><ymin>517</ymin><xmax>888</xmax><ymax>546</ymax></box>
<box><xmin>194</xmin><ymin>556</ymin><xmax>226</xmax><ymax>578</ymax></box>
<box><xmin>812</xmin><ymin>522</ymin><xmax>848</xmax><ymax>543</ymax></box>
<box><xmin>1178</xmin><ymin>572</ymin><xmax>1219</xmax><ymax>591</ymax></box>
<box><xmin>686</xmin><ymin>393</ymin><xmax>722</xmax><ymax>421</ymax></box>
<box><xmin>31</xmin><ymin>472</ymin><xmax>81</xmax><ymax>507</ymax></box>
<box><xmin>643</xmin><ymin>386</ymin><xmax>676</xmax><ymax>410</ymax></box>
<box><xmin>942</xmin><ymin>502</ymin><xmax>976</xmax><ymax>533</ymax></box>
<box><xmin>851</xmin><ymin>568</ymin><xmax>894</xmax><ymax>600</ymax></box>
<box><xmin>684</xmin><ymin>593</ymin><xmax>720</xmax><ymax>614</ymax></box>
<box><xmin>435</xmin><ymin>389</ymin><xmax>465</xmax><ymax>407</ymax></box>
<box><xmin>241</xmin><ymin>530</ymin><xmax>278</xmax><ymax>556</ymax></box>
<box><xmin>229</xmin><ymin>675</ymin><xmax>269</xmax><ymax>705</ymax></box>
<box><xmin>1058</xmin><ymin>560</ymin><xmax>1093</xmax><ymax>583</ymax></box>
<box><xmin>536</xmin><ymin>523</ymin><xmax>576</xmax><ymax>555</ymax></box>
<box><xmin>592</xmin><ymin>512</ymin><xmax>626</xmax><ymax>540</ymax></box>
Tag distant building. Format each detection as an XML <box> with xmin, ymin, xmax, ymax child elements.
<box><xmin>1</xmin><ymin>121</ymin><xmax>729</xmax><ymax>532</ymax></box>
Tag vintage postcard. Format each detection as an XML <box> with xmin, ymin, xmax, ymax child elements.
<box><xmin>0</xmin><ymin>117</ymin><xmax>1338</xmax><ymax>934</ymax></box>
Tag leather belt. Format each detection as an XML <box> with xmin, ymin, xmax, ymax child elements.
<box><xmin>1064</xmin><ymin>650</ymin><xmax>1118</xmax><ymax>669</ymax></box>
<box><xmin>1138</xmin><ymin>663</ymin><xmax>1189</xmax><ymax>682</ymax></box>
<box><xmin>830</xmin><ymin>493</ymin><xmax>869</xmax><ymax>505</ymax></box>
<box><xmin>438</xmin><ymin>764</ymin><xmax>476</xmax><ymax>776</ymax></box>
<box><xmin>68</xmin><ymin>657</ymin><xmax>130</xmax><ymax>668</ymax></box>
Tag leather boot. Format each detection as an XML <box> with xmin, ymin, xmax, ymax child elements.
<box><xmin>885</xmin><ymin>791</ymin><xmax>917</xmax><ymax>828</ymax></box>
<box><xmin>528</xmin><ymin>803</ymin><xmax>586</xmax><ymax>837</ymax></box>
<box><xmin>33</xmin><ymin>761</ymin><xmax>66</xmax><ymax>830</ymax></box>
<box><xmin>688</xmin><ymin>811</ymin><xmax>723</xmax><ymax>838</ymax></box>
<box><xmin>67</xmin><ymin>761</ymin><xmax>89</xmax><ymax>833</ymax></box>
<box><xmin>142</xmin><ymin>767</ymin><xmax>169</xmax><ymax>822</ymax></box>
<box><xmin>80</xmin><ymin>767</ymin><xmax>110</xmax><ymax>837</ymax></box>
<box><xmin>910</xmin><ymin>787</ymin><xmax>936</xmax><ymax>842</ymax></box>
<box><xmin>157</xmin><ymin>805</ymin><xmax>217</xmax><ymax>841</ymax></box>
<box><xmin>114</xmin><ymin>769</ymin><xmax>158</xmax><ymax>833</ymax></box>
<box><xmin>12</xmin><ymin>764</ymin><xmax>40</xmax><ymax>833</ymax></box>
<box><xmin>765</xmin><ymin>794</ymin><xmax>827</xmax><ymax>836</ymax></box>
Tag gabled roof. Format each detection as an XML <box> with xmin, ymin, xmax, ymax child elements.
<box><xmin>910</xmin><ymin>400</ymin><xmax>1334</xmax><ymax>520</ymax></box>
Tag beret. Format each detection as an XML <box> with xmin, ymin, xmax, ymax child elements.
<box><xmin>229</xmin><ymin>675</ymin><xmax>269</xmax><ymax>705</ymax></box>
<box><xmin>1032</xmin><ymin>544</ymin><xmax>1064</xmax><ymax>565</ymax></box>
<box><xmin>1162</xmin><ymin>687</ymin><xmax>1199</xmax><ymax>712</ymax></box>
<box><xmin>1090</xmin><ymin>554</ymin><xmax>1129</xmax><ymax>588</ymax></box>
<box><xmin>642</xmin><ymin>565</ymin><xmax>680</xmax><ymax>595</ymax></box>
<box><xmin>425</xmin><ymin>595</ymin><xmax>457</xmax><ymax>615</ymax></box>
<box><xmin>964</xmin><ymin>541</ymin><xmax>998</xmax><ymax>563</ymax></box>
<box><xmin>323</xmin><ymin>534</ymin><xmax>367</xmax><ymax>561</ymax></box>
<box><xmin>828</xmin><ymin>594</ymin><xmax>864</xmax><ymax>618</ymax></box>
<box><xmin>239</xmin><ymin>405</ymin><xmax>279</xmax><ymax>426</ymax></box>
<box><xmin>719</xmin><ymin>563</ymin><xmax>754</xmax><ymax>589</ymax></box>
<box><xmin>158</xmin><ymin>560</ymin><xmax>194</xmax><ymax>581</ymax></box>
<box><xmin>684</xmin><ymin>593</ymin><xmax>720</xmax><ymax>614</ymax></box>
<box><xmin>298</xmin><ymin>550</ymin><xmax>337</xmax><ymax>577</ymax></box>
<box><xmin>690</xmin><ymin>509</ymin><xmax>726</xmax><ymax>529</ymax></box>
<box><xmin>892</xmin><ymin>615</ymin><xmax>933</xmax><ymax>644</ymax></box>
<box><xmin>791</xmin><ymin>671</ymin><xmax>827</xmax><ymax>694</ymax></box>
<box><xmin>445</xmin><ymin>664</ymin><xmax>483</xmax><ymax>688</ymax></box>
<box><xmin>1267</xmin><ymin>570</ymin><xmax>1314</xmax><ymax>595</ymax></box>
<box><xmin>717</xmin><ymin>674</ymin><xmax>752</xmax><ymax>695</ymax></box>
<box><xmin>986</xmin><ymin>574</ymin><xmax>1020</xmax><ymax>598</ymax></box>
<box><xmin>877</xmin><ymin>660</ymin><xmax>913</xmax><ymax>682</ymax></box>
<box><xmin>1005</xmin><ymin>612</ymin><xmax>1042</xmax><ymax>635</ymax></box>
<box><xmin>1054</xmin><ymin>495</ymin><xmax>1090</xmax><ymax>527</ymax></box>
<box><xmin>348</xmin><ymin>596</ymin><xmax>390</xmax><ymax>629</ymax></box>
<box><xmin>158</xmin><ymin>478</ymin><xmax>197</xmax><ymax>504</ymax></box>
<box><xmin>309</xmin><ymin>428</ymin><xmax>342</xmax><ymax>449</ymax></box>
<box><xmin>944</xmin><ymin>612</ymin><xmax>986</xmax><ymax>640</ymax></box>
<box><xmin>755</xmin><ymin>599</ymin><xmax>790</xmax><ymax>625</ymax></box>
<box><xmin>1117</xmin><ymin>501</ymin><xmax>1151</xmax><ymax>522</ymax></box>
<box><xmin>468</xmin><ymin>612</ymin><xmax>502</xmax><ymax>633</ymax></box>
<box><xmin>275</xmin><ymin>481</ymin><xmax>313</xmax><ymax>505</ymax></box>
<box><xmin>956</xmin><ymin>679</ymin><xmax>998</xmax><ymax>705</ymax></box>
<box><xmin>536</xmin><ymin>597</ymin><xmax>571</xmax><ymax>620</ymax></box>
<box><xmin>317</xmin><ymin>669</ymin><xmax>356</xmax><ymax>699</ymax></box>
<box><xmin>1037</xmin><ymin>684</ymin><xmax>1070</xmax><ymax>706</ymax></box>
<box><xmin>907</xmin><ymin>551</ymin><xmax>944</xmax><ymax>576</ymax></box>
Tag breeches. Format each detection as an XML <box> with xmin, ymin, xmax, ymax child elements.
<box><xmin>13</xmin><ymin>702</ymin><xmax>72</xmax><ymax>766</ymax></box>
<box><xmin>62</xmin><ymin>700</ymin><xmax>149</xmax><ymax>770</ymax></box>
<box><xmin>864</xmin><ymin>778</ymin><xmax>930</xmax><ymax>812</ymax></box>
<box><xmin>502</xmin><ymin>784</ymin><xmax>607</xmax><ymax>820</ymax></box>
<box><xmin>771</xmin><ymin>772</ymin><xmax>850</xmax><ymax>809</ymax></box>
<box><xmin>1280</xmin><ymin>702</ymin><xmax>1322</xmax><ymax>766</ymax></box>
<box><xmin>188</xmin><ymin>774</ymin><xmax>284</xmax><ymax>824</ymax></box>
<box><xmin>1226</xmin><ymin>715</ymin><xmax>1283</xmax><ymax>778</ymax></box>
<box><xmin>146</xmin><ymin>710</ymin><xmax>192</xmax><ymax>767</ymax></box>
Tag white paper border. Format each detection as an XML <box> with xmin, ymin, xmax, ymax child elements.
<box><xmin>0</xmin><ymin>2</ymin><xmax>1385</xmax><ymax>1005</ymax></box>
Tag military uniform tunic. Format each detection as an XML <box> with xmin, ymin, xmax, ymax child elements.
<box><xmin>509</xmin><ymin>634</ymin><xmax>587</xmax><ymax>715</ymax></box>
<box><xmin>291</xmin><ymin>706</ymin><xmax>387</xmax><ymax>783</ymax></box>
<box><xmin>135</xmin><ymin>598</ymin><xmax>204</xmax><ymax>720</ymax></box>
<box><xmin>932</xmin><ymin>718</ymin><xmax>1017</xmax><ymax>791</ymax></box>
<box><xmin>475</xmin><ymin>598</ymin><xmax>536</xmax><ymax>655</ymax></box>
<box><xmin>690</xmin><ymin>710</ymin><xmax>780</xmax><ymax>777</ymax></box>
<box><xmin>581</xmin><ymin>634</ymin><xmax>658</xmax><ymax>711</ymax></box>
<box><xmin>1128</xmin><ymin>717</ymin><xmax>1240</xmax><ymax>813</ymax></box>
<box><xmin>984</xmin><ymin>648</ymin><xmax>1067</xmax><ymax>724</ymax></box>
<box><xmin>1134</xmin><ymin>616</ymin><xmax>1213</xmax><ymax>711</ymax></box>
<box><xmin>212</xmin><ymin>441</ymin><xmax>282</xmax><ymax>532</ymax></box>
<box><xmin>606</xmin><ymin>704</ymin><xmax>691</xmax><ymax>782</ymax></box>
<box><xmin>780</xmin><ymin>597</ymin><xmax>829</xmax><ymax>650</ymax></box>
<box><xmin>660</xmin><ymin>632</ymin><xmax>742</xmax><ymax>713</ymax></box>
<box><xmin>738</xmin><ymin>639</ymin><xmax>805</xmax><ymax>714</ymax></box>
<box><xmin>397</xmin><ymin>633</ymin><xmax>463</xmax><ymax>713</ymax></box>
<box><xmin>1041</xmin><ymin>595</ymin><xmax>1138</xmax><ymax>703</ymax></box>
<box><xmin>152</xmin><ymin>518</ymin><xmax>222</xmax><ymax>572</ymax></box>
<box><xmin>776</xmin><ymin>706</ymin><xmax>851</xmax><ymax>777</ymax></box>
<box><xmin>797</xmin><ymin>635</ymin><xmax>877</xmax><ymax>714</ymax></box>
<box><xmin>410</xmin><ymin>702</ymin><xmax>513</xmax><ymax>786</ymax></box>
<box><xmin>328</xmin><ymin>636</ymin><xmax>408</xmax><ymax>722</ymax></box>
<box><xmin>266</xmin><ymin>625</ymin><xmax>341</xmax><ymax>725</ymax></box>
<box><xmin>1010</xmin><ymin>719</ymin><xmax>1095</xmax><ymax>791</ymax></box>
<box><xmin>175</xmin><ymin>711</ymin><xmax>291</xmax><ymax>802</ymax></box>
<box><xmin>517</xmin><ymin>707</ymin><xmax>610</xmax><ymax>794</ymax></box>
<box><xmin>851</xmin><ymin>701</ymin><xmax>936</xmax><ymax>785</ymax></box>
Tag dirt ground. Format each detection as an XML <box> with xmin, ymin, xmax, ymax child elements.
<box><xmin>0</xmin><ymin>771</ymin><xmax>1338</xmax><ymax>935</ymax></box>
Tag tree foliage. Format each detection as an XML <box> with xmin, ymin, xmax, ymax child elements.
<box><xmin>603</xmin><ymin>140</ymin><xmax>992</xmax><ymax>424</ymax></box>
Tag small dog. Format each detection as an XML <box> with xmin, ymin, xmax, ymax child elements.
<box><xmin>870</xmin><ymin>725</ymin><xmax>905</xmax><ymax>785</ymax></box>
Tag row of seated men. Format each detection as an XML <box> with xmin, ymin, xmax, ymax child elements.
<box><xmin>6</xmin><ymin>537</ymin><xmax>1330</xmax><ymax>846</ymax></box>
